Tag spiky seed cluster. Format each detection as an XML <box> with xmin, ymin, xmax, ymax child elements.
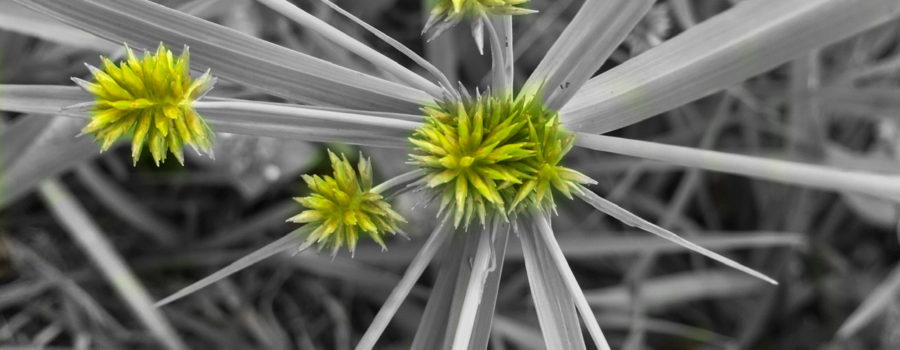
<box><xmin>424</xmin><ymin>0</ymin><xmax>533</xmax><ymax>37</ymax></box>
<box><xmin>410</xmin><ymin>93</ymin><xmax>595</xmax><ymax>228</ymax></box>
<box><xmin>289</xmin><ymin>151</ymin><xmax>406</xmax><ymax>255</ymax></box>
<box><xmin>74</xmin><ymin>43</ymin><xmax>215</xmax><ymax>166</ymax></box>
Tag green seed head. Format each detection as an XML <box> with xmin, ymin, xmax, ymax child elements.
<box><xmin>424</xmin><ymin>0</ymin><xmax>534</xmax><ymax>39</ymax></box>
<box><xmin>75</xmin><ymin>43</ymin><xmax>215</xmax><ymax>166</ymax></box>
<box><xmin>409</xmin><ymin>92</ymin><xmax>595</xmax><ymax>228</ymax></box>
<box><xmin>429</xmin><ymin>0</ymin><xmax>531</xmax><ymax>18</ymax></box>
<box><xmin>290</xmin><ymin>150</ymin><xmax>406</xmax><ymax>255</ymax></box>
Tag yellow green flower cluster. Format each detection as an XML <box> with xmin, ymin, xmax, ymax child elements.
<box><xmin>75</xmin><ymin>43</ymin><xmax>215</xmax><ymax>166</ymax></box>
<box><xmin>424</xmin><ymin>0</ymin><xmax>533</xmax><ymax>38</ymax></box>
<box><xmin>410</xmin><ymin>93</ymin><xmax>595</xmax><ymax>228</ymax></box>
<box><xmin>289</xmin><ymin>151</ymin><xmax>406</xmax><ymax>255</ymax></box>
<box><xmin>429</xmin><ymin>0</ymin><xmax>531</xmax><ymax>18</ymax></box>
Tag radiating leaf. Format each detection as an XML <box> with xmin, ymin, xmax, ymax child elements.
<box><xmin>466</xmin><ymin>225</ymin><xmax>509</xmax><ymax>350</ymax></box>
<box><xmin>575</xmin><ymin>133</ymin><xmax>900</xmax><ymax>202</ymax></box>
<box><xmin>523</xmin><ymin>0</ymin><xmax>652</xmax><ymax>110</ymax></box>
<box><xmin>517</xmin><ymin>222</ymin><xmax>587</xmax><ymax>350</ymax></box>
<box><xmin>1</xmin><ymin>117</ymin><xmax>96</xmax><ymax>208</ymax></box>
<box><xmin>16</xmin><ymin>0</ymin><xmax>431</xmax><ymax>112</ymax></box>
<box><xmin>257</xmin><ymin>0</ymin><xmax>442</xmax><ymax>97</ymax></box>
<box><xmin>562</xmin><ymin>0</ymin><xmax>900</xmax><ymax>133</ymax></box>
<box><xmin>0</xmin><ymin>0</ymin><xmax>116</xmax><ymax>51</ymax></box>
<box><xmin>353</xmin><ymin>231</ymin><xmax>807</xmax><ymax>265</ymax></box>
<box><xmin>532</xmin><ymin>214</ymin><xmax>611</xmax><ymax>350</ymax></box>
<box><xmin>155</xmin><ymin>227</ymin><xmax>312</xmax><ymax>307</ymax></box>
<box><xmin>0</xmin><ymin>84</ymin><xmax>90</xmax><ymax>114</ymax></box>
<box><xmin>410</xmin><ymin>231</ymin><xmax>474</xmax><ymax>350</ymax></box>
<box><xmin>356</xmin><ymin>219</ymin><xmax>451</xmax><ymax>350</ymax></box>
<box><xmin>585</xmin><ymin>270</ymin><xmax>765</xmax><ymax>310</ymax></box>
<box><xmin>575</xmin><ymin>186</ymin><xmax>777</xmax><ymax>285</ymax></box>
<box><xmin>448</xmin><ymin>220</ymin><xmax>508</xmax><ymax>350</ymax></box>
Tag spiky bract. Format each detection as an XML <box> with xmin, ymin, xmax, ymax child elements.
<box><xmin>424</xmin><ymin>0</ymin><xmax>533</xmax><ymax>38</ymax></box>
<box><xmin>430</xmin><ymin>0</ymin><xmax>531</xmax><ymax>17</ymax></box>
<box><xmin>410</xmin><ymin>92</ymin><xmax>595</xmax><ymax>228</ymax></box>
<box><xmin>75</xmin><ymin>43</ymin><xmax>215</xmax><ymax>166</ymax></box>
<box><xmin>289</xmin><ymin>151</ymin><xmax>406</xmax><ymax>255</ymax></box>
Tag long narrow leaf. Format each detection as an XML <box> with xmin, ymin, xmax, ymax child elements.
<box><xmin>353</xmin><ymin>232</ymin><xmax>806</xmax><ymax>265</ymax></box>
<box><xmin>837</xmin><ymin>262</ymin><xmax>900</xmax><ymax>339</ymax></box>
<box><xmin>1</xmin><ymin>117</ymin><xmax>96</xmax><ymax>208</ymax></box>
<box><xmin>75</xmin><ymin>164</ymin><xmax>178</xmax><ymax>246</ymax></box>
<box><xmin>0</xmin><ymin>84</ymin><xmax>89</xmax><ymax>114</ymax></box>
<box><xmin>517</xmin><ymin>222</ymin><xmax>587</xmax><ymax>350</ymax></box>
<box><xmin>39</xmin><ymin>180</ymin><xmax>187</xmax><ymax>350</ymax></box>
<box><xmin>356</xmin><ymin>219</ymin><xmax>450</xmax><ymax>350</ymax></box>
<box><xmin>467</xmin><ymin>223</ymin><xmax>510</xmax><ymax>350</ymax></box>
<box><xmin>523</xmin><ymin>0</ymin><xmax>652</xmax><ymax>110</ymax></box>
<box><xmin>561</xmin><ymin>0</ymin><xmax>900</xmax><ymax>133</ymax></box>
<box><xmin>16</xmin><ymin>0</ymin><xmax>430</xmax><ymax>112</ymax></box>
<box><xmin>575</xmin><ymin>133</ymin><xmax>900</xmax><ymax>202</ymax></box>
<box><xmin>410</xmin><ymin>232</ymin><xmax>472</xmax><ymax>349</ymax></box>
<box><xmin>0</xmin><ymin>85</ymin><xmax>418</xmax><ymax>148</ymax></box>
<box><xmin>449</xmin><ymin>220</ymin><xmax>508</xmax><ymax>350</ymax></box>
<box><xmin>0</xmin><ymin>0</ymin><xmax>116</xmax><ymax>51</ymax></box>
<box><xmin>316</xmin><ymin>0</ymin><xmax>457</xmax><ymax>99</ymax></box>
<box><xmin>257</xmin><ymin>0</ymin><xmax>442</xmax><ymax>97</ymax></box>
<box><xmin>533</xmin><ymin>214</ymin><xmax>611</xmax><ymax>350</ymax></box>
<box><xmin>585</xmin><ymin>270</ymin><xmax>765</xmax><ymax>309</ymax></box>
<box><xmin>575</xmin><ymin>186</ymin><xmax>777</xmax><ymax>285</ymax></box>
<box><xmin>155</xmin><ymin>227</ymin><xmax>313</xmax><ymax>307</ymax></box>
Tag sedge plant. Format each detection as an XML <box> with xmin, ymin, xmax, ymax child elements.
<box><xmin>3</xmin><ymin>0</ymin><xmax>900</xmax><ymax>349</ymax></box>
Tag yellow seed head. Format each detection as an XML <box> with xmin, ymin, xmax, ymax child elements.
<box><xmin>289</xmin><ymin>150</ymin><xmax>406</xmax><ymax>255</ymax></box>
<box><xmin>430</xmin><ymin>0</ymin><xmax>531</xmax><ymax>18</ymax></box>
<box><xmin>74</xmin><ymin>43</ymin><xmax>215</xmax><ymax>166</ymax></box>
<box><xmin>424</xmin><ymin>0</ymin><xmax>534</xmax><ymax>38</ymax></box>
<box><xmin>409</xmin><ymin>92</ymin><xmax>595</xmax><ymax>228</ymax></box>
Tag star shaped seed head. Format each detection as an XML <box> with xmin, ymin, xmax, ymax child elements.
<box><xmin>424</xmin><ymin>0</ymin><xmax>534</xmax><ymax>40</ymax></box>
<box><xmin>289</xmin><ymin>150</ymin><xmax>406</xmax><ymax>255</ymax></box>
<box><xmin>73</xmin><ymin>43</ymin><xmax>216</xmax><ymax>166</ymax></box>
<box><xmin>410</xmin><ymin>91</ymin><xmax>595</xmax><ymax>229</ymax></box>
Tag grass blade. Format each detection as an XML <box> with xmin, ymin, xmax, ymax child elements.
<box><xmin>533</xmin><ymin>214</ymin><xmax>611</xmax><ymax>350</ymax></box>
<box><xmin>38</xmin><ymin>180</ymin><xmax>187</xmax><ymax>350</ymax></box>
<box><xmin>355</xmin><ymin>218</ymin><xmax>450</xmax><ymax>350</ymax></box>
<box><xmin>354</xmin><ymin>231</ymin><xmax>807</xmax><ymax>265</ymax></box>
<box><xmin>523</xmin><ymin>0</ymin><xmax>652</xmax><ymax>110</ymax></box>
<box><xmin>562</xmin><ymin>0</ymin><xmax>900</xmax><ymax>133</ymax></box>
<box><xmin>0</xmin><ymin>84</ymin><xmax>89</xmax><ymax>114</ymax></box>
<box><xmin>75</xmin><ymin>164</ymin><xmax>179</xmax><ymax>246</ymax></box>
<box><xmin>575</xmin><ymin>186</ymin><xmax>777</xmax><ymax>285</ymax></box>
<box><xmin>836</xmin><ymin>262</ymin><xmax>900</xmax><ymax>339</ymax></box>
<box><xmin>410</xmin><ymin>230</ymin><xmax>473</xmax><ymax>350</ymax></box>
<box><xmin>257</xmin><ymin>0</ymin><xmax>442</xmax><ymax>97</ymax></box>
<box><xmin>575</xmin><ymin>133</ymin><xmax>900</xmax><ymax>202</ymax></box>
<box><xmin>316</xmin><ymin>0</ymin><xmax>457</xmax><ymax>99</ymax></box>
<box><xmin>1</xmin><ymin>117</ymin><xmax>97</xmax><ymax>208</ymax></box>
<box><xmin>585</xmin><ymin>270</ymin><xmax>765</xmax><ymax>310</ymax></box>
<box><xmin>517</xmin><ymin>221</ymin><xmax>587</xmax><ymax>350</ymax></box>
<box><xmin>449</xmin><ymin>220</ymin><xmax>504</xmax><ymax>350</ymax></box>
<box><xmin>16</xmin><ymin>0</ymin><xmax>430</xmax><ymax>112</ymax></box>
<box><xmin>467</xmin><ymin>223</ymin><xmax>510</xmax><ymax>350</ymax></box>
<box><xmin>0</xmin><ymin>0</ymin><xmax>116</xmax><ymax>51</ymax></box>
<box><xmin>155</xmin><ymin>227</ymin><xmax>312</xmax><ymax>307</ymax></box>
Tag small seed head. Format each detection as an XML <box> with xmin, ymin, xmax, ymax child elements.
<box><xmin>75</xmin><ymin>43</ymin><xmax>215</xmax><ymax>166</ymax></box>
<box><xmin>289</xmin><ymin>150</ymin><xmax>406</xmax><ymax>255</ymax></box>
<box><xmin>424</xmin><ymin>0</ymin><xmax>533</xmax><ymax>40</ymax></box>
